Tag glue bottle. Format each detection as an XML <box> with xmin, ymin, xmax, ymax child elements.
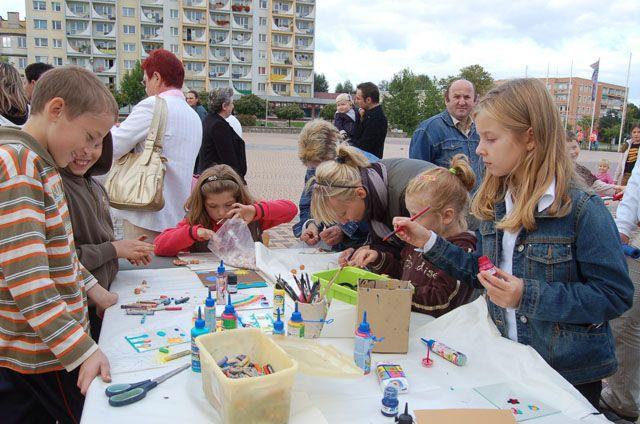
<box><xmin>273</xmin><ymin>307</ymin><xmax>285</xmax><ymax>337</ymax></box>
<box><xmin>216</xmin><ymin>260</ymin><xmax>227</xmax><ymax>303</ymax></box>
<box><xmin>221</xmin><ymin>294</ymin><xmax>237</xmax><ymax>330</ymax></box>
<box><xmin>381</xmin><ymin>385</ymin><xmax>399</xmax><ymax>417</ymax></box>
<box><xmin>273</xmin><ymin>282</ymin><xmax>285</xmax><ymax>319</ymax></box>
<box><xmin>354</xmin><ymin>311</ymin><xmax>375</xmax><ymax>374</ymax></box>
<box><xmin>287</xmin><ymin>302</ymin><xmax>305</xmax><ymax>338</ymax></box>
<box><xmin>478</xmin><ymin>256</ymin><xmax>498</xmax><ymax>276</ymax></box>
<box><xmin>426</xmin><ymin>339</ymin><xmax>467</xmax><ymax>366</ymax></box>
<box><xmin>395</xmin><ymin>403</ymin><xmax>414</xmax><ymax>424</ymax></box>
<box><xmin>204</xmin><ymin>291</ymin><xmax>216</xmax><ymax>332</ymax></box>
<box><xmin>191</xmin><ymin>307</ymin><xmax>210</xmax><ymax>373</ymax></box>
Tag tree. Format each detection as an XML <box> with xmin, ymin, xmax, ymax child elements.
<box><xmin>320</xmin><ymin>103</ymin><xmax>336</xmax><ymax>121</ymax></box>
<box><xmin>378</xmin><ymin>80</ymin><xmax>389</xmax><ymax>91</ymax></box>
<box><xmin>335</xmin><ymin>82</ymin><xmax>344</xmax><ymax>93</ymax></box>
<box><xmin>198</xmin><ymin>91</ymin><xmax>209</xmax><ymax>111</ymax></box>
<box><xmin>274</xmin><ymin>104</ymin><xmax>304</xmax><ymax>126</ymax></box>
<box><xmin>234</xmin><ymin>94</ymin><xmax>266</xmax><ymax>116</ymax></box>
<box><xmin>109</xmin><ymin>87</ymin><xmax>125</xmax><ymax>108</ymax></box>
<box><xmin>335</xmin><ymin>80</ymin><xmax>353</xmax><ymax>93</ymax></box>
<box><xmin>119</xmin><ymin>61</ymin><xmax>146</xmax><ymax>106</ymax></box>
<box><xmin>599</xmin><ymin>109</ymin><xmax>621</xmax><ymax>133</ymax></box>
<box><xmin>576</xmin><ymin>116</ymin><xmax>592</xmax><ymax>131</ymax></box>
<box><xmin>314</xmin><ymin>72</ymin><xmax>328</xmax><ymax>92</ymax></box>
<box><xmin>439</xmin><ymin>64</ymin><xmax>494</xmax><ymax>97</ymax></box>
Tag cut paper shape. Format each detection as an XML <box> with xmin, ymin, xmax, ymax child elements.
<box><xmin>507</xmin><ymin>399</ymin><xmax>520</xmax><ymax>405</ymax></box>
<box><xmin>125</xmin><ymin>326</ymin><xmax>189</xmax><ymax>353</ymax></box>
<box><xmin>238</xmin><ymin>311</ymin><xmax>275</xmax><ymax>333</ymax></box>
<box><xmin>196</xmin><ymin>269</ymin><xmax>265</xmax><ymax>288</ymax></box>
<box><xmin>474</xmin><ymin>382</ymin><xmax>560</xmax><ymax>422</ymax></box>
<box><xmin>527</xmin><ymin>405</ymin><xmax>539</xmax><ymax>411</ymax></box>
<box><xmin>232</xmin><ymin>294</ymin><xmax>270</xmax><ymax>311</ymax></box>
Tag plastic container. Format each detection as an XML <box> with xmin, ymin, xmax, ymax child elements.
<box><xmin>196</xmin><ymin>328</ymin><xmax>298</xmax><ymax>424</ymax></box>
<box><xmin>311</xmin><ymin>267</ymin><xmax>387</xmax><ymax>305</ymax></box>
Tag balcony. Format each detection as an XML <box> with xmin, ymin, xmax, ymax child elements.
<box><xmin>183</xmin><ymin>29</ymin><xmax>207</xmax><ymax>43</ymax></box>
<box><xmin>93</xmin><ymin>62</ymin><xmax>116</xmax><ymax>74</ymax></box>
<box><xmin>294</xmin><ymin>71</ymin><xmax>312</xmax><ymax>83</ymax></box>
<box><xmin>91</xmin><ymin>6</ymin><xmax>115</xmax><ymax>21</ymax></box>
<box><xmin>185</xmin><ymin>69</ymin><xmax>207</xmax><ymax>79</ymax></box>
<box><xmin>231</xmin><ymin>66</ymin><xmax>251</xmax><ymax>80</ymax></box>
<box><xmin>296</xmin><ymin>6</ymin><xmax>315</xmax><ymax>19</ymax></box>
<box><xmin>183</xmin><ymin>14</ymin><xmax>207</xmax><ymax>26</ymax></box>
<box><xmin>231</xmin><ymin>48</ymin><xmax>251</xmax><ymax>63</ymax></box>
<box><xmin>141</xmin><ymin>0</ymin><xmax>163</xmax><ymax>6</ymax></box>
<box><xmin>272</xmin><ymin>2</ymin><xmax>294</xmax><ymax>15</ymax></box>
<box><xmin>210</xmin><ymin>0</ymin><xmax>230</xmax><ymax>11</ymax></box>
<box><xmin>92</xmin><ymin>41</ymin><xmax>116</xmax><ymax>56</ymax></box>
<box><xmin>231</xmin><ymin>32</ymin><xmax>251</xmax><ymax>46</ymax></box>
<box><xmin>270</xmin><ymin>70</ymin><xmax>291</xmax><ymax>82</ymax></box>
<box><xmin>294</xmin><ymin>84</ymin><xmax>312</xmax><ymax>96</ymax></box>
<box><xmin>210</xmin><ymin>13</ymin><xmax>230</xmax><ymax>27</ymax></box>
<box><xmin>294</xmin><ymin>54</ymin><xmax>313</xmax><ymax>67</ymax></box>
<box><xmin>209</xmin><ymin>47</ymin><xmax>230</xmax><ymax>61</ymax></box>
<box><xmin>270</xmin><ymin>86</ymin><xmax>290</xmax><ymax>96</ymax></box>
<box><xmin>295</xmin><ymin>39</ymin><xmax>314</xmax><ymax>51</ymax></box>
<box><xmin>209</xmin><ymin>65</ymin><xmax>229</xmax><ymax>78</ymax></box>
<box><xmin>66</xmin><ymin>25</ymin><xmax>91</xmax><ymax>37</ymax></box>
<box><xmin>231</xmin><ymin>2</ymin><xmax>251</xmax><ymax>13</ymax></box>
<box><xmin>295</xmin><ymin>23</ymin><xmax>314</xmax><ymax>35</ymax></box>
<box><xmin>184</xmin><ymin>0</ymin><xmax>207</xmax><ymax>8</ymax></box>
<box><xmin>272</xmin><ymin>37</ymin><xmax>293</xmax><ymax>49</ymax></box>
<box><xmin>92</xmin><ymin>24</ymin><xmax>116</xmax><ymax>38</ymax></box>
<box><xmin>141</xmin><ymin>31</ymin><xmax>162</xmax><ymax>41</ymax></box>
<box><xmin>210</xmin><ymin>31</ymin><xmax>230</xmax><ymax>45</ymax></box>
<box><xmin>296</xmin><ymin>0</ymin><xmax>315</xmax><ymax>3</ymax></box>
<box><xmin>141</xmin><ymin>9</ymin><xmax>163</xmax><ymax>24</ymax></box>
<box><xmin>272</xmin><ymin>18</ymin><xmax>293</xmax><ymax>32</ymax></box>
<box><xmin>271</xmin><ymin>53</ymin><xmax>292</xmax><ymax>65</ymax></box>
<box><xmin>232</xmin><ymin>16</ymin><xmax>252</xmax><ymax>30</ymax></box>
<box><xmin>67</xmin><ymin>40</ymin><xmax>91</xmax><ymax>55</ymax></box>
<box><xmin>65</xmin><ymin>5</ymin><xmax>90</xmax><ymax>19</ymax></box>
<box><xmin>233</xmin><ymin>82</ymin><xmax>252</xmax><ymax>95</ymax></box>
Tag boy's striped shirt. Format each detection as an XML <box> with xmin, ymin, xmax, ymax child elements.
<box><xmin>0</xmin><ymin>128</ymin><xmax>98</xmax><ymax>374</ymax></box>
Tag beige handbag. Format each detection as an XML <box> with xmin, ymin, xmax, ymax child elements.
<box><xmin>105</xmin><ymin>96</ymin><xmax>168</xmax><ymax>211</ymax></box>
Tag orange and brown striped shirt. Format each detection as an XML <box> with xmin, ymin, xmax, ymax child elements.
<box><xmin>0</xmin><ymin>128</ymin><xmax>98</xmax><ymax>374</ymax></box>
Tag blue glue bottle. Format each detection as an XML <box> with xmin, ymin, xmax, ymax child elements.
<box><xmin>273</xmin><ymin>307</ymin><xmax>285</xmax><ymax>337</ymax></box>
<box><xmin>204</xmin><ymin>290</ymin><xmax>216</xmax><ymax>332</ymax></box>
<box><xmin>216</xmin><ymin>260</ymin><xmax>227</xmax><ymax>303</ymax></box>
<box><xmin>354</xmin><ymin>311</ymin><xmax>375</xmax><ymax>374</ymax></box>
<box><xmin>191</xmin><ymin>307</ymin><xmax>210</xmax><ymax>373</ymax></box>
<box><xmin>221</xmin><ymin>294</ymin><xmax>237</xmax><ymax>330</ymax></box>
<box><xmin>381</xmin><ymin>385</ymin><xmax>399</xmax><ymax>417</ymax></box>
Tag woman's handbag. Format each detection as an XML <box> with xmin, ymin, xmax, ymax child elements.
<box><xmin>105</xmin><ymin>96</ymin><xmax>168</xmax><ymax>211</ymax></box>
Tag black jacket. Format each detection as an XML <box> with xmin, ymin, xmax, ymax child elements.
<box><xmin>352</xmin><ymin>105</ymin><xmax>387</xmax><ymax>159</ymax></box>
<box><xmin>196</xmin><ymin>112</ymin><xmax>247</xmax><ymax>178</ymax></box>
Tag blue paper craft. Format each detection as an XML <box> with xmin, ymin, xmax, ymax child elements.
<box><xmin>125</xmin><ymin>327</ymin><xmax>189</xmax><ymax>353</ymax></box>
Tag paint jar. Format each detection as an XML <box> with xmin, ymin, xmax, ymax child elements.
<box><xmin>478</xmin><ymin>256</ymin><xmax>497</xmax><ymax>276</ymax></box>
<box><xmin>381</xmin><ymin>385</ymin><xmax>399</xmax><ymax>417</ymax></box>
<box><xmin>296</xmin><ymin>298</ymin><xmax>327</xmax><ymax>339</ymax></box>
<box><xmin>227</xmin><ymin>273</ymin><xmax>238</xmax><ymax>294</ymax></box>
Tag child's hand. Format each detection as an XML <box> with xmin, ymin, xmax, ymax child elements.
<box><xmin>348</xmin><ymin>247</ymin><xmax>378</xmax><ymax>268</ymax></box>
<box><xmin>477</xmin><ymin>267</ymin><xmax>524</xmax><ymax>309</ymax></box>
<box><xmin>196</xmin><ymin>227</ymin><xmax>216</xmax><ymax>240</ymax></box>
<box><xmin>338</xmin><ymin>248</ymin><xmax>355</xmax><ymax>267</ymax></box>
<box><xmin>112</xmin><ymin>239</ymin><xmax>154</xmax><ymax>260</ymax></box>
<box><xmin>78</xmin><ymin>349</ymin><xmax>111</xmax><ymax>395</ymax></box>
<box><xmin>301</xmin><ymin>223</ymin><xmax>320</xmax><ymax>245</ymax></box>
<box><xmin>392</xmin><ymin>217</ymin><xmax>432</xmax><ymax>248</ymax></box>
<box><xmin>227</xmin><ymin>203</ymin><xmax>257</xmax><ymax>223</ymax></box>
<box><xmin>320</xmin><ymin>225</ymin><xmax>344</xmax><ymax>246</ymax></box>
<box><xmin>87</xmin><ymin>284</ymin><xmax>118</xmax><ymax>318</ymax></box>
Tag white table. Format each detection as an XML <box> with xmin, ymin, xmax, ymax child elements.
<box><xmin>82</xmin><ymin>265</ymin><xmax>609</xmax><ymax>424</ymax></box>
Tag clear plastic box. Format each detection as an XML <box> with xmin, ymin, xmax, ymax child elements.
<box><xmin>196</xmin><ymin>328</ymin><xmax>298</xmax><ymax>423</ymax></box>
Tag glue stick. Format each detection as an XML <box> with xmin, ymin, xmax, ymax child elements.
<box><xmin>425</xmin><ymin>339</ymin><xmax>467</xmax><ymax>366</ymax></box>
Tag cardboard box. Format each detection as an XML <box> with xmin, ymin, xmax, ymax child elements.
<box><xmin>356</xmin><ymin>279</ymin><xmax>414</xmax><ymax>353</ymax></box>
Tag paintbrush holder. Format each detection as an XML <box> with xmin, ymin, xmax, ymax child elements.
<box><xmin>297</xmin><ymin>298</ymin><xmax>328</xmax><ymax>339</ymax></box>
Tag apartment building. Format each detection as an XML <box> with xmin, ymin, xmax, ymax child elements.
<box><xmin>0</xmin><ymin>12</ymin><xmax>28</xmax><ymax>75</ymax></box>
<box><xmin>14</xmin><ymin>0</ymin><xmax>315</xmax><ymax>98</ymax></box>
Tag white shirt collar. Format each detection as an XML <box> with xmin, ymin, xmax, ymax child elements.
<box><xmin>505</xmin><ymin>178</ymin><xmax>556</xmax><ymax>214</ymax></box>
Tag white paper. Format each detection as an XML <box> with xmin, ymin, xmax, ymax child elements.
<box><xmin>319</xmin><ymin>299</ymin><xmax>357</xmax><ymax>338</ymax></box>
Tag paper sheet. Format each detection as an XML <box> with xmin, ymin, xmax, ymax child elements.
<box><xmin>319</xmin><ymin>298</ymin><xmax>356</xmax><ymax>338</ymax></box>
<box><xmin>415</xmin><ymin>409</ymin><xmax>516</xmax><ymax>424</ymax></box>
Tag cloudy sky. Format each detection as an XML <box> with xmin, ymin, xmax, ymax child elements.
<box><xmin>3</xmin><ymin>0</ymin><xmax>639</xmax><ymax>103</ymax></box>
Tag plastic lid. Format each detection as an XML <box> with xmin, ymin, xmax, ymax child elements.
<box><xmin>227</xmin><ymin>273</ymin><xmax>238</xmax><ymax>284</ymax></box>
<box><xmin>357</xmin><ymin>311</ymin><xmax>370</xmax><ymax>334</ymax></box>
<box><xmin>217</xmin><ymin>260</ymin><xmax>225</xmax><ymax>274</ymax></box>
<box><xmin>290</xmin><ymin>302</ymin><xmax>302</xmax><ymax>323</ymax></box>
<box><xmin>273</xmin><ymin>308</ymin><xmax>284</xmax><ymax>333</ymax></box>
<box><xmin>396</xmin><ymin>403</ymin><xmax>413</xmax><ymax>424</ymax></box>
<box><xmin>195</xmin><ymin>307</ymin><xmax>205</xmax><ymax>328</ymax></box>
<box><xmin>223</xmin><ymin>293</ymin><xmax>235</xmax><ymax>315</ymax></box>
<box><xmin>205</xmin><ymin>290</ymin><xmax>215</xmax><ymax>307</ymax></box>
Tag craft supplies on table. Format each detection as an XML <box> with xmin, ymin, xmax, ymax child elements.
<box><xmin>191</xmin><ymin>308</ymin><xmax>210</xmax><ymax>372</ymax></box>
<box><xmin>421</xmin><ymin>338</ymin><xmax>467</xmax><ymax>366</ymax></box>
<box><xmin>124</xmin><ymin>327</ymin><xmax>189</xmax><ymax>353</ymax></box>
<box><xmin>474</xmin><ymin>382</ymin><xmax>560</xmax><ymax>422</ymax></box>
<box><xmin>105</xmin><ymin>364</ymin><xmax>190</xmax><ymax>407</ymax></box>
<box><xmin>376</xmin><ymin>362</ymin><xmax>409</xmax><ymax>393</ymax></box>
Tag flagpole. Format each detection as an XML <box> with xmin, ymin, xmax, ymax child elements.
<box><xmin>565</xmin><ymin>60</ymin><xmax>573</xmax><ymax>131</ymax></box>
<box><xmin>618</xmin><ymin>53</ymin><xmax>632</xmax><ymax>147</ymax></box>
<box><xmin>588</xmin><ymin>58</ymin><xmax>600</xmax><ymax>151</ymax></box>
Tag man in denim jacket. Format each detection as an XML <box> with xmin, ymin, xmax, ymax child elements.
<box><xmin>409</xmin><ymin>79</ymin><xmax>483</xmax><ymax>192</ymax></box>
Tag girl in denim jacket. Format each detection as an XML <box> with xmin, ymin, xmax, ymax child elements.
<box><xmin>393</xmin><ymin>78</ymin><xmax>633</xmax><ymax>408</ymax></box>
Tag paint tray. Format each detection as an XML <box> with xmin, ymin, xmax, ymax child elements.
<box><xmin>197</xmin><ymin>328</ymin><xmax>298</xmax><ymax>424</ymax></box>
<box><xmin>311</xmin><ymin>267</ymin><xmax>388</xmax><ymax>305</ymax></box>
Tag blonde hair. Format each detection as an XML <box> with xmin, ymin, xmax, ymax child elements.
<box><xmin>30</xmin><ymin>66</ymin><xmax>118</xmax><ymax>120</ymax></box>
<box><xmin>598</xmin><ymin>158</ymin><xmax>610</xmax><ymax>169</ymax></box>
<box><xmin>310</xmin><ymin>143</ymin><xmax>370</xmax><ymax>224</ymax></box>
<box><xmin>298</xmin><ymin>119</ymin><xmax>343</xmax><ymax>165</ymax></box>
<box><xmin>0</xmin><ymin>63</ymin><xmax>28</xmax><ymax>118</ymax></box>
<box><xmin>472</xmin><ymin>78</ymin><xmax>573</xmax><ymax>232</ymax></box>
<box><xmin>335</xmin><ymin>93</ymin><xmax>352</xmax><ymax>105</ymax></box>
<box><xmin>185</xmin><ymin>165</ymin><xmax>255</xmax><ymax>227</ymax></box>
<box><xmin>406</xmin><ymin>154</ymin><xmax>476</xmax><ymax>230</ymax></box>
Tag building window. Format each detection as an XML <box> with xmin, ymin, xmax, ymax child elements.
<box><xmin>33</xmin><ymin>1</ymin><xmax>46</xmax><ymax>11</ymax></box>
<box><xmin>18</xmin><ymin>37</ymin><xmax>27</xmax><ymax>48</ymax></box>
<box><xmin>35</xmin><ymin>37</ymin><xmax>48</xmax><ymax>47</ymax></box>
<box><xmin>258</xmin><ymin>49</ymin><xmax>266</xmax><ymax>59</ymax></box>
<box><xmin>18</xmin><ymin>58</ymin><xmax>27</xmax><ymax>68</ymax></box>
<box><xmin>53</xmin><ymin>39</ymin><xmax>62</xmax><ymax>48</ymax></box>
<box><xmin>52</xmin><ymin>2</ymin><xmax>61</xmax><ymax>11</ymax></box>
<box><xmin>259</xmin><ymin>17</ymin><xmax>266</xmax><ymax>26</ymax></box>
<box><xmin>258</xmin><ymin>83</ymin><xmax>265</xmax><ymax>91</ymax></box>
<box><xmin>122</xmin><ymin>7</ymin><xmax>135</xmax><ymax>17</ymax></box>
<box><xmin>170</xmin><ymin>44</ymin><xmax>178</xmax><ymax>53</ymax></box>
<box><xmin>259</xmin><ymin>34</ymin><xmax>266</xmax><ymax>43</ymax></box>
<box><xmin>53</xmin><ymin>57</ymin><xmax>63</xmax><ymax>66</ymax></box>
<box><xmin>1</xmin><ymin>37</ymin><xmax>9</xmax><ymax>48</ymax></box>
<box><xmin>123</xmin><ymin>25</ymin><xmax>136</xmax><ymax>34</ymax></box>
<box><xmin>260</xmin><ymin>0</ymin><xmax>267</xmax><ymax>8</ymax></box>
<box><xmin>35</xmin><ymin>55</ymin><xmax>48</xmax><ymax>63</ymax></box>
<box><xmin>170</xmin><ymin>9</ymin><xmax>179</xmax><ymax>18</ymax></box>
<box><xmin>170</xmin><ymin>27</ymin><xmax>178</xmax><ymax>36</ymax></box>
<box><xmin>52</xmin><ymin>20</ymin><xmax>62</xmax><ymax>30</ymax></box>
<box><xmin>258</xmin><ymin>66</ymin><xmax>266</xmax><ymax>75</ymax></box>
<box><xmin>34</xmin><ymin>19</ymin><xmax>47</xmax><ymax>29</ymax></box>
<box><xmin>124</xmin><ymin>60</ymin><xmax>135</xmax><ymax>69</ymax></box>
<box><xmin>124</xmin><ymin>43</ymin><xmax>136</xmax><ymax>52</ymax></box>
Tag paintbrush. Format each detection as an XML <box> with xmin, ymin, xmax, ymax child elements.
<box><xmin>319</xmin><ymin>266</ymin><xmax>344</xmax><ymax>301</ymax></box>
<box><xmin>382</xmin><ymin>205</ymin><xmax>431</xmax><ymax>242</ymax></box>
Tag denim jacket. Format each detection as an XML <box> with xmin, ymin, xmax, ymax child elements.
<box><xmin>409</xmin><ymin>111</ymin><xmax>483</xmax><ymax>192</ymax></box>
<box><xmin>422</xmin><ymin>185</ymin><xmax>633</xmax><ymax>385</ymax></box>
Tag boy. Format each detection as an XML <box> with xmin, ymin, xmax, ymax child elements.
<box><xmin>0</xmin><ymin>66</ymin><xmax>118</xmax><ymax>423</ymax></box>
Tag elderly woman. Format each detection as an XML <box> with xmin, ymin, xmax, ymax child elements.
<box><xmin>196</xmin><ymin>87</ymin><xmax>247</xmax><ymax>180</ymax></box>
<box><xmin>186</xmin><ymin>90</ymin><xmax>207</xmax><ymax>122</ymax></box>
<box><xmin>0</xmin><ymin>63</ymin><xmax>29</xmax><ymax>126</ymax></box>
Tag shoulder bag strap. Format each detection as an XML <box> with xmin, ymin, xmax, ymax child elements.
<box><xmin>140</xmin><ymin>96</ymin><xmax>168</xmax><ymax>165</ymax></box>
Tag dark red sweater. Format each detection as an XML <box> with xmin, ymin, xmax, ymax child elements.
<box><xmin>368</xmin><ymin>231</ymin><xmax>477</xmax><ymax>317</ymax></box>
<box><xmin>154</xmin><ymin>199</ymin><xmax>297</xmax><ymax>257</ymax></box>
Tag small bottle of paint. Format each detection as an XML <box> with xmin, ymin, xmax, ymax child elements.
<box><xmin>426</xmin><ymin>339</ymin><xmax>467</xmax><ymax>366</ymax></box>
<box><xmin>287</xmin><ymin>302</ymin><xmax>305</xmax><ymax>338</ymax></box>
<box><xmin>204</xmin><ymin>290</ymin><xmax>216</xmax><ymax>332</ymax></box>
<box><xmin>478</xmin><ymin>256</ymin><xmax>498</xmax><ymax>276</ymax></box>
<box><xmin>273</xmin><ymin>282</ymin><xmax>285</xmax><ymax>320</ymax></box>
<box><xmin>221</xmin><ymin>294</ymin><xmax>237</xmax><ymax>330</ymax></box>
<box><xmin>272</xmin><ymin>307</ymin><xmax>285</xmax><ymax>337</ymax></box>
<box><xmin>216</xmin><ymin>260</ymin><xmax>227</xmax><ymax>303</ymax></box>
<box><xmin>396</xmin><ymin>403</ymin><xmax>414</xmax><ymax>424</ymax></box>
<box><xmin>354</xmin><ymin>311</ymin><xmax>375</xmax><ymax>374</ymax></box>
<box><xmin>191</xmin><ymin>307</ymin><xmax>210</xmax><ymax>373</ymax></box>
<box><xmin>227</xmin><ymin>273</ymin><xmax>238</xmax><ymax>294</ymax></box>
<box><xmin>381</xmin><ymin>385</ymin><xmax>399</xmax><ymax>417</ymax></box>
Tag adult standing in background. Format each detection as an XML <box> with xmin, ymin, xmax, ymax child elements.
<box><xmin>0</xmin><ymin>63</ymin><xmax>29</xmax><ymax>126</ymax></box>
<box><xmin>616</xmin><ymin>123</ymin><xmax>640</xmax><ymax>185</ymax></box>
<box><xmin>409</xmin><ymin>79</ymin><xmax>483</xmax><ymax>191</ymax></box>
<box><xmin>110</xmin><ymin>49</ymin><xmax>202</xmax><ymax>241</ymax></box>
<box><xmin>186</xmin><ymin>90</ymin><xmax>207</xmax><ymax>122</ymax></box>
<box><xmin>226</xmin><ymin>114</ymin><xmax>243</xmax><ymax>138</ymax></box>
<box><xmin>23</xmin><ymin>62</ymin><xmax>53</xmax><ymax>102</ymax></box>
<box><xmin>352</xmin><ymin>82</ymin><xmax>387</xmax><ymax>159</ymax></box>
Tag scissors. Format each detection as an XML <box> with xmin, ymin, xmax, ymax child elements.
<box><xmin>105</xmin><ymin>363</ymin><xmax>189</xmax><ymax>407</ymax></box>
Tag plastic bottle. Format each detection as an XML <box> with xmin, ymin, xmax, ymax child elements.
<box><xmin>273</xmin><ymin>282</ymin><xmax>285</xmax><ymax>319</ymax></box>
<box><xmin>478</xmin><ymin>256</ymin><xmax>497</xmax><ymax>276</ymax></box>
<box><xmin>191</xmin><ymin>307</ymin><xmax>210</xmax><ymax>373</ymax></box>
<box><xmin>204</xmin><ymin>291</ymin><xmax>216</xmax><ymax>332</ymax></box>
<box><xmin>273</xmin><ymin>307</ymin><xmax>285</xmax><ymax>336</ymax></box>
<box><xmin>381</xmin><ymin>385</ymin><xmax>399</xmax><ymax>417</ymax></box>
<box><xmin>395</xmin><ymin>403</ymin><xmax>414</xmax><ymax>424</ymax></box>
<box><xmin>216</xmin><ymin>260</ymin><xmax>227</xmax><ymax>303</ymax></box>
<box><xmin>221</xmin><ymin>294</ymin><xmax>237</xmax><ymax>330</ymax></box>
<box><xmin>287</xmin><ymin>302</ymin><xmax>305</xmax><ymax>338</ymax></box>
<box><xmin>227</xmin><ymin>273</ymin><xmax>238</xmax><ymax>294</ymax></box>
<box><xmin>354</xmin><ymin>311</ymin><xmax>375</xmax><ymax>374</ymax></box>
<box><xmin>426</xmin><ymin>339</ymin><xmax>467</xmax><ymax>366</ymax></box>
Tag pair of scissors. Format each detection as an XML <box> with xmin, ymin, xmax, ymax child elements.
<box><xmin>105</xmin><ymin>363</ymin><xmax>189</xmax><ymax>407</ymax></box>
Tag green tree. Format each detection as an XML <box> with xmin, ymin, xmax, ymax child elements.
<box><xmin>274</xmin><ymin>104</ymin><xmax>304</xmax><ymax>126</ymax></box>
<box><xmin>109</xmin><ymin>86</ymin><xmax>125</xmax><ymax>107</ymax></box>
<box><xmin>439</xmin><ymin>64</ymin><xmax>494</xmax><ymax>97</ymax></box>
<box><xmin>198</xmin><ymin>91</ymin><xmax>209</xmax><ymax>111</ymax></box>
<box><xmin>320</xmin><ymin>103</ymin><xmax>336</xmax><ymax>121</ymax></box>
<box><xmin>335</xmin><ymin>80</ymin><xmax>353</xmax><ymax>93</ymax></box>
<box><xmin>335</xmin><ymin>82</ymin><xmax>344</xmax><ymax>93</ymax></box>
<box><xmin>577</xmin><ymin>116</ymin><xmax>592</xmax><ymax>131</ymax></box>
<box><xmin>599</xmin><ymin>109</ymin><xmax>621</xmax><ymax>132</ymax></box>
<box><xmin>314</xmin><ymin>72</ymin><xmax>329</xmax><ymax>92</ymax></box>
<box><xmin>119</xmin><ymin>61</ymin><xmax>146</xmax><ymax>106</ymax></box>
<box><xmin>626</xmin><ymin>103</ymin><xmax>640</xmax><ymax>133</ymax></box>
<box><xmin>234</xmin><ymin>94</ymin><xmax>266</xmax><ymax>116</ymax></box>
<box><xmin>0</xmin><ymin>56</ymin><xmax>9</xmax><ymax>63</ymax></box>
<box><xmin>602</xmin><ymin>124</ymin><xmax>621</xmax><ymax>144</ymax></box>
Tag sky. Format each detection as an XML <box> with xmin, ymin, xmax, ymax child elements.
<box><xmin>3</xmin><ymin>0</ymin><xmax>639</xmax><ymax>104</ymax></box>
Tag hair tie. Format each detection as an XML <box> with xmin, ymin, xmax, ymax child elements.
<box><xmin>449</xmin><ymin>168</ymin><xmax>457</xmax><ymax>175</ymax></box>
<box><xmin>335</xmin><ymin>156</ymin><xmax>346</xmax><ymax>164</ymax></box>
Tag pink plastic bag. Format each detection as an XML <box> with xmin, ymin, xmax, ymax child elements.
<box><xmin>207</xmin><ymin>217</ymin><xmax>256</xmax><ymax>269</ymax></box>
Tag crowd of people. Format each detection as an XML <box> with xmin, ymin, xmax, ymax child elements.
<box><xmin>0</xmin><ymin>48</ymin><xmax>639</xmax><ymax>423</ymax></box>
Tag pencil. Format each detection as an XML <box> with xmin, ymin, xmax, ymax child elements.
<box><xmin>382</xmin><ymin>205</ymin><xmax>431</xmax><ymax>242</ymax></box>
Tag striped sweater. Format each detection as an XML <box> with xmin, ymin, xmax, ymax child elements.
<box><xmin>0</xmin><ymin>128</ymin><xmax>98</xmax><ymax>374</ymax></box>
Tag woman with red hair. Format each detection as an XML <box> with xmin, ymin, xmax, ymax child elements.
<box><xmin>110</xmin><ymin>49</ymin><xmax>202</xmax><ymax>243</ymax></box>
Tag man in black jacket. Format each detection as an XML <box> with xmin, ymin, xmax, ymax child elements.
<box><xmin>352</xmin><ymin>82</ymin><xmax>387</xmax><ymax>159</ymax></box>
